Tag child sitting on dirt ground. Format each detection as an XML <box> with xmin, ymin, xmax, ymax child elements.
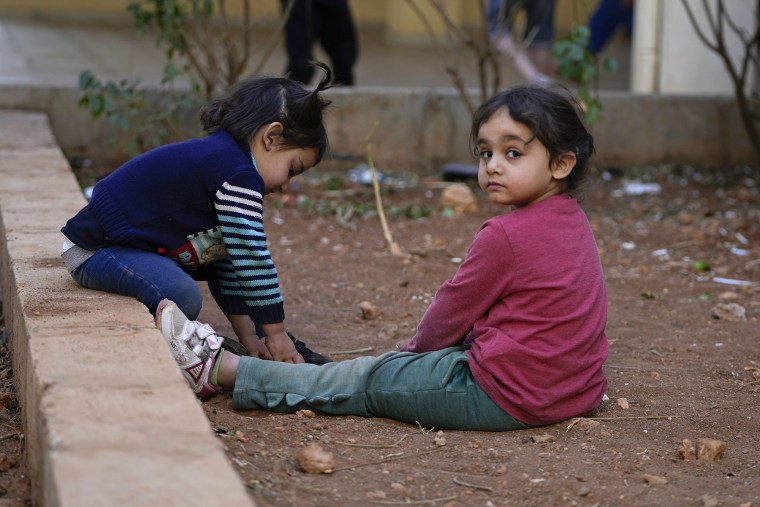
<box><xmin>61</xmin><ymin>64</ymin><xmax>334</xmax><ymax>365</ymax></box>
<box><xmin>157</xmin><ymin>84</ymin><xmax>609</xmax><ymax>430</ymax></box>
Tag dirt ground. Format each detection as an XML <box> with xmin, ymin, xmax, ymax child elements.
<box><xmin>1</xmin><ymin>163</ymin><xmax>759</xmax><ymax>506</ymax></box>
<box><xmin>197</xmin><ymin>164</ymin><xmax>759</xmax><ymax>507</ymax></box>
<box><xmin>0</xmin><ymin>340</ymin><xmax>28</xmax><ymax>507</ymax></box>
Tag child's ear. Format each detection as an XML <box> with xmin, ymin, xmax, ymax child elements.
<box><xmin>550</xmin><ymin>151</ymin><xmax>576</xmax><ymax>181</ymax></box>
<box><xmin>263</xmin><ymin>122</ymin><xmax>284</xmax><ymax>150</ymax></box>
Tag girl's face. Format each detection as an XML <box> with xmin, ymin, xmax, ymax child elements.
<box><xmin>475</xmin><ymin>108</ymin><xmax>574</xmax><ymax>208</ymax></box>
<box><xmin>250</xmin><ymin>122</ymin><xmax>319</xmax><ymax>194</ymax></box>
<box><xmin>256</xmin><ymin>145</ymin><xmax>318</xmax><ymax>194</ymax></box>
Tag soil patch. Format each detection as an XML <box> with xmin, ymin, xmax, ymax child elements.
<box><xmin>0</xmin><ymin>317</ymin><xmax>31</xmax><ymax>507</ymax></box>
<box><xmin>195</xmin><ymin>165</ymin><xmax>759</xmax><ymax>506</ymax></box>
<box><xmin>3</xmin><ymin>163</ymin><xmax>759</xmax><ymax>506</ymax></box>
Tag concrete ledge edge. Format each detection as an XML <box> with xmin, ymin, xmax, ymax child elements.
<box><xmin>0</xmin><ymin>110</ymin><xmax>254</xmax><ymax>506</ymax></box>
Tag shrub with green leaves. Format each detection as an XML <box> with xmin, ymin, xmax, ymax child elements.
<box><xmin>553</xmin><ymin>25</ymin><xmax>618</xmax><ymax>126</ymax></box>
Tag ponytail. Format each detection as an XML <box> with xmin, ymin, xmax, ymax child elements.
<box><xmin>200</xmin><ymin>62</ymin><xmax>334</xmax><ymax>163</ymax></box>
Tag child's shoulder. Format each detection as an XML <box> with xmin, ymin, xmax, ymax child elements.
<box><xmin>482</xmin><ymin>196</ymin><xmax>582</xmax><ymax>233</ymax></box>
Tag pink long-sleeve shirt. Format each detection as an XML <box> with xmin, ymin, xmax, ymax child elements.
<box><xmin>401</xmin><ymin>195</ymin><xmax>608</xmax><ymax>425</ymax></box>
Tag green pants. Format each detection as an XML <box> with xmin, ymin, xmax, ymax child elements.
<box><xmin>232</xmin><ymin>346</ymin><xmax>533</xmax><ymax>431</ymax></box>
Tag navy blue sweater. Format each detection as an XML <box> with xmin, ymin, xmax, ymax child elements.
<box><xmin>61</xmin><ymin>130</ymin><xmax>284</xmax><ymax>324</ymax></box>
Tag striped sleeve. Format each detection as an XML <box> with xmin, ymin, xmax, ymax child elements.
<box><xmin>214</xmin><ymin>179</ymin><xmax>284</xmax><ymax>324</ymax></box>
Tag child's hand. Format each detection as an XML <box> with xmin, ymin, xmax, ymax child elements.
<box><xmin>240</xmin><ymin>336</ymin><xmax>273</xmax><ymax>360</ymax></box>
<box><xmin>265</xmin><ymin>332</ymin><xmax>305</xmax><ymax>363</ymax></box>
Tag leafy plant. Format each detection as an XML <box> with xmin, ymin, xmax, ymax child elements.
<box><xmin>128</xmin><ymin>0</ymin><xmax>290</xmax><ymax>100</ymax></box>
<box><xmin>553</xmin><ymin>25</ymin><xmax>618</xmax><ymax>125</ymax></box>
<box><xmin>323</xmin><ymin>175</ymin><xmax>344</xmax><ymax>191</ymax></box>
<box><xmin>403</xmin><ymin>1</ymin><xmax>615</xmax><ymax>125</ymax></box>
<box><xmin>78</xmin><ymin>69</ymin><xmax>193</xmax><ymax>156</ymax></box>
<box><xmin>78</xmin><ymin>0</ymin><xmax>291</xmax><ymax>158</ymax></box>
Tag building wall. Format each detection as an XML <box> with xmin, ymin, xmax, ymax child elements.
<box><xmin>4</xmin><ymin>0</ymin><xmax>751</xmax><ymax>96</ymax></box>
<box><xmin>632</xmin><ymin>0</ymin><xmax>756</xmax><ymax>95</ymax></box>
<box><xmin>659</xmin><ymin>0</ymin><xmax>754</xmax><ymax>94</ymax></box>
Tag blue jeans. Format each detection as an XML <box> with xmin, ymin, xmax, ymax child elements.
<box><xmin>233</xmin><ymin>346</ymin><xmax>534</xmax><ymax>431</ymax></box>
<box><xmin>69</xmin><ymin>246</ymin><xmax>242</xmax><ymax>319</ymax></box>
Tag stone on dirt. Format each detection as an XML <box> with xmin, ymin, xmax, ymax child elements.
<box><xmin>531</xmin><ymin>433</ymin><xmax>556</xmax><ymax>444</ymax></box>
<box><xmin>678</xmin><ymin>438</ymin><xmax>726</xmax><ymax>461</ymax></box>
<box><xmin>678</xmin><ymin>439</ymin><xmax>697</xmax><ymax>460</ymax></box>
<box><xmin>696</xmin><ymin>438</ymin><xmax>726</xmax><ymax>461</ymax></box>
<box><xmin>297</xmin><ymin>443</ymin><xmax>335</xmax><ymax>474</ymax></box>
<box><xmin>358</xmin><ymin>301</ymin><xmax>382</xmax><ymax>320</ymax></box>
<box><xmin>440</xmin><ymin>183</ymin><xmax>478</xmax><ymax>215</ymax></box>
<box><xmin>711</xmin><ymin>302</ymin><xmax>747</xmax><ymax>321</ymax></box>
<box><xmin>643</xmin><ymin>474</ymin><xmax>668</xmax><ymax>485</ymax></box>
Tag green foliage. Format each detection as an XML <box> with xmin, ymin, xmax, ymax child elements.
<box><xmin>127</xmin><ymin>0</ymin><xmax>212</xmax><ymax>93</ymax></box>
<box><xmin>78</xmin><ymin>69</ymin><xmax>194</xmax><ymax>157</ymax></box>
<box><xmin>323</xmin><ymin>175</ymin><xmax>345</xmax><ymax>191</ymax></box>
<box><xmin>553</xmin><ymin>25</ymin><xmax>618</xmax><ymax>126</ymax></box>
<box><xmin>127</xmin><ymin>0</ymin><xmax>257</xmax><ymax>99</ymax></box>
<box><xmin>78</xmin><ymin>0</ymin><xmax>247</xmax><ymax>158</ymax></box>
<box><xmin>295</xmin><ymin>193</ymin><xmax>433</xmax><ymax>223</ymax></box>
<box><xmin>385</xmin><ymin>204</ymin><xmax>432</xmax><ymax>220</ymax></box>
<box><xmin>78</xmin><ymin>70</ymin><xmax>147</xmax><ymax>156</ymax></box>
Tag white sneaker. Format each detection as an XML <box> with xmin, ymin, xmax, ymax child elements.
<box><xmin>156</xmin><ymin>300</ymin><xmax>224</xmax><ymax>399</ymax></box>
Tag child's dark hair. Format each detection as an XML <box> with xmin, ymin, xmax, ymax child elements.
<box><xmin>200</xmin><ymin>62</ymin><xmax>333</xmax><ymax>163</ymax></box>
<box><xmin>470</xmin><ymin>85</ymin><xmax>595</xmax><ymax>195</ymax></box>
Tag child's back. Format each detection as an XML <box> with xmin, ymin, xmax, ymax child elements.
<box><xmin>465</xmin><ymin>195</ymin><xmax>608</xmax><ymax>425</ymax></box>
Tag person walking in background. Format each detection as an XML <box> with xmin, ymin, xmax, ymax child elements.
<box><xmin>588</xmin><ymin>0</ymin><xmax>634</xmax><ymax>55</ymax></box>
<box><xmin>488</xmin><ymin>0</ymin><xmax>556</xmax><ymax>84</ymax></box>
<box><xmin>156</xmin><ymin>84</ymin><xmax>609</xmax><ymax>431</ymax></box>
<box><xmin>61</xmin><ymin>64</ymin><xmax>336</xmax><ymax>365</ymax></box>
<box><xmin>281</xmin><ymin>0</ymin><xmax>359</xmax><ymax>86</ymax></box>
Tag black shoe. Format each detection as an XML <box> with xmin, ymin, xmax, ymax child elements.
<box><xmin>219</xmin><ymin>332</ymin><xmax>332</xmax><ymax>364</ymax></box>
<box><xmin>287</xmin><ymin>332</ymin><xmax>332</xmax><ymax>365</ymax></box>
<box><xmin>220</xmin><ymin>337</ymin><xmax>248</xmax><ymax>356</ymax></box>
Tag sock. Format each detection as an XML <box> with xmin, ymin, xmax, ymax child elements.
<box><xmin>211</xmin><ymin>349</ymin><xmax>225</xmax><ymax>387</ymax></box>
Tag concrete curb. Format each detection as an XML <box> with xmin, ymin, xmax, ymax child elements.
<box><xmin>0</xmin><ymin>85</ymin><xmax>755</xmax><ymax>173</ymax></box>
<box><xmin>0</xmin><ymin>110</ymin><xmax>253</xmax><ymax>506</ymax></box>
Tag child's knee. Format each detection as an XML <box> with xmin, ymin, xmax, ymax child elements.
<box><xmin>161</xmin><ymin>281</ymin><xmax>203</xmax><ymax>319</ymax></box>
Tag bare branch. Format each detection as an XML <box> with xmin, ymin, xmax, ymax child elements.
<box><xmin>234</xmin><ymin>0</ymin><xmax>252</xmax><ymax>80</ymax></box>
<box><xmin>403</xmin><ymin>0</ymin><xmax>472</xmax><ymax>111</ymax></box>
<box><xmin>680</xmin><ymin>0</ymin><xmax>719</xmax><ymax>51</ymax></box>
<box><xmin>682</xmin><ymin>0</ymin><xmax>760</xmax><ymax>163</ymax></box>
<box><xmin>445</xmin><ymin>67</ymin><xmax>475</xmax><ymax>114</ymax></box>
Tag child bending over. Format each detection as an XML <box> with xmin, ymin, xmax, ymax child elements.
<box><xmin>157</xmin><ymin>84</ymin><xmax>609</xmax><ymax>430</ymax></box>
<box><xmin>61</xmin><ymin>64</ymin><xmax>335</xmax><ymax>365</ymax></box>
